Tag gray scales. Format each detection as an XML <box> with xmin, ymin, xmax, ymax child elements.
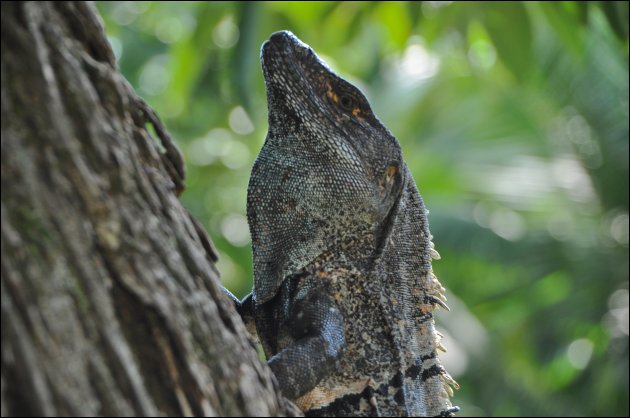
<box><xmin>229</xmin><ymin>31</ymin><xmax>459</xmax><ymax>417</ymax></box>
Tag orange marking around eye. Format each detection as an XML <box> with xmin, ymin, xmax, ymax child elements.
<box><xmin>352</xmin><ymin>108</ymin><xmax>365</xmax><ymax>120</ymax></box>
<box><xmin>326</xmin><ymin>82</ymin><xmax>339</xmax><ymax>103</ymax></box>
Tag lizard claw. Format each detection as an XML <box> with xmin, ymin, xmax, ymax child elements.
<box><xmin>426</xmin><ymin>295</ymin><xmax>451</xmax><ymax>311</ymax></box>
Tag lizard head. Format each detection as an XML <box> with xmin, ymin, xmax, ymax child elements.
<box><xmin>260</xmin><ymin>30</ymin><xmax>402</xmax><ymax>187</ymax></box>
<box><xmin>250</xmin><ymin>31</ymin><xmax>430</xmax><ymax>303</ymax></box>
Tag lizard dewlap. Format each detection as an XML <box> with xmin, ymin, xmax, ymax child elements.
<box><xmin>246</xmin><ymin>30</ymin><xmax>459</xmax><ymax>417</ymax></box>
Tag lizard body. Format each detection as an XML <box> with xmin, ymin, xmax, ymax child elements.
<box><xmin>238</xmin><ymin>31</ymin><xmax>458</xmax><ymax>417</ymax></box>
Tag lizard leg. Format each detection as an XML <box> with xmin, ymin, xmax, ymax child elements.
<box><xmin>268</xmin><ymin>288</ymin><xmax>346</xmax><ymax>400</ymax></box>
<box><xmin>223</xmin><ymin>289</ymin><xmax>257</xmax><ymax>337</ymax></box>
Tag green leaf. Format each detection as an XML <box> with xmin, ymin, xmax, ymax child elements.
<box><xmin>482</xmin><ymin>1</ymin><xmax>534</xmax><ymax>82</ymax></box>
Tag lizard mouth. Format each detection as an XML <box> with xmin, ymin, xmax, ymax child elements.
<box><xmin>262</xmin><ymin>30</ymin><xmax>353</xmax><ymax>111</ymax></box>
<box><xmin>261</xmin><ymin>31</ymin><xmax>317</xmax><ymax>74</ymax></box>
<box><xmin>262</xmin><ymin>30</ymin><xmax>308</xmax><ymax>57</ymax></box>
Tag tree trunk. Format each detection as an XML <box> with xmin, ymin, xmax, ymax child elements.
<box><xmin>1</xmin><ymin>2</ymin><xmax>294</xmax><ymax>416</ymax></box>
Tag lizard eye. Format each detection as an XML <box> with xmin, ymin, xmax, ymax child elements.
<box><xmin>339</xmin><ymin>95</ymin><xmax>355</xmax><ymax>110</ymax></box>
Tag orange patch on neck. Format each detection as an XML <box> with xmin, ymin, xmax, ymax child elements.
<box><xmin>387</xmin><ymin>164</ymin><xmax>398</xmax><ymax>178</ymax></box>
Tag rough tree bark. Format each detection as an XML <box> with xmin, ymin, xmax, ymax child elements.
<box><xmin>1</xmin><ymin>2</ymin><xmax>295</xmax><ymax>416</ymax></box>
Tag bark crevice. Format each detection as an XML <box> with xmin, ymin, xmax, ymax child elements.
<box><xmin>1</xmin><ymin>2</ymin><xmax>296</xmax><ymax>416</ymax></box>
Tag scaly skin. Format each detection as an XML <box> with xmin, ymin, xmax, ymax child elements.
<box><xmin>239</xmin><ymin>31</ymin><xmax>459</xmax><ymax>417</ymax></box>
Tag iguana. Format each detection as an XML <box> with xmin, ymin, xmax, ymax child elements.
<box><xmin>231</xmin><ymin>30</ymin><xmax>459</xmax><ymax>417</ymax></box>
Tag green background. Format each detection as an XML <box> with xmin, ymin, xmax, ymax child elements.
<box><xmin>97</xmin><ymin>2</ymin><xmax>629</xmax><ymax>416</ymax></box>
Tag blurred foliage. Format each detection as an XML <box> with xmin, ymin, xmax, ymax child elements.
<box><xmin>97</xmin><ymin>1</ymin><xmax>628</xmax><ymax>416</ymax></box>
